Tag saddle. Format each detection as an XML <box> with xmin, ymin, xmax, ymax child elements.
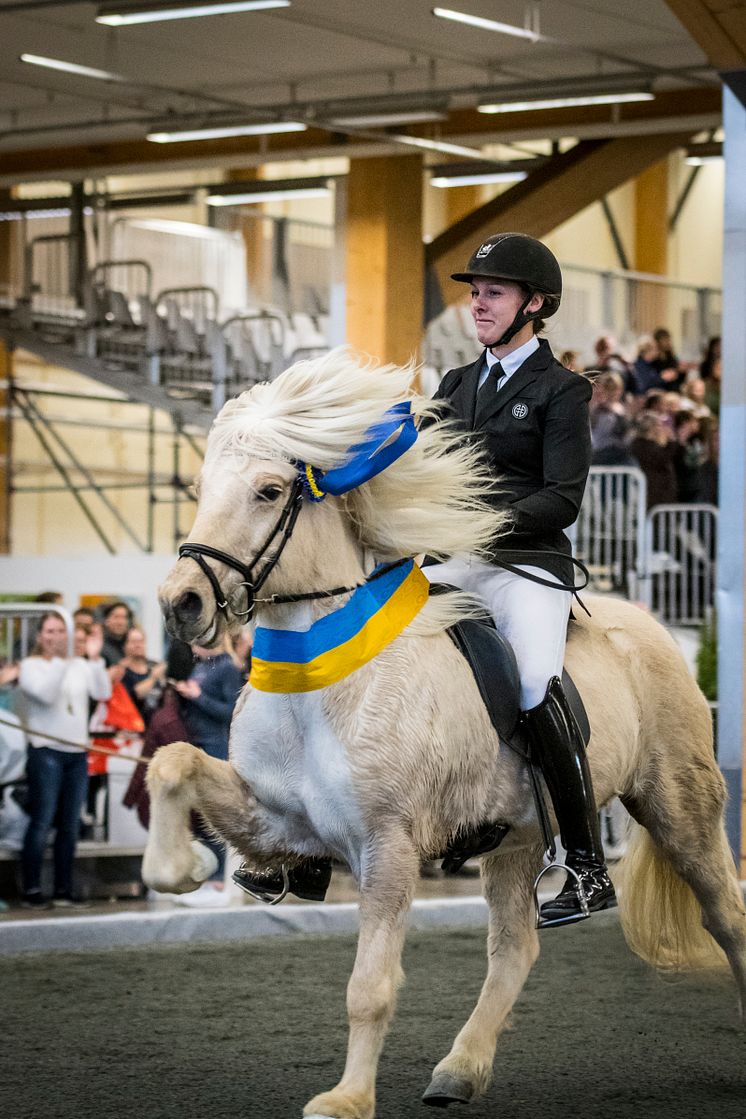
<box><xmin>432</xmin><ymin>585</ymin><xmax>590</xmax><ymax>872</ymax></box>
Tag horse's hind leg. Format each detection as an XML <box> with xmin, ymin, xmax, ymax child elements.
<box><xmin>142</xmin><ymin>741</ymin><xmax>251</xmax><ymax>894</ymax></box>
<box><xmin>424</xmin><ymin>842</ymin><xmax>544</xmax><ymax>1106</ymax></box>
<box><xmin>304</xmin><ymin>831</ymin><xmax>420</xmax><ymax>1119</ymax></box>
<box><xmin>623</xmin><ymin>753</ymin><xmax>746</xmax><ymax>1013</ymax></box>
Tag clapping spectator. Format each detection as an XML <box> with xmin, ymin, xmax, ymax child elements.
<box><xmin>119</xmin><ymin>626</ymin><xmax>166</xmax><ymax>725</ymax></box>
<box><xmin>589</xmin><ymin>372</ymin><xmax>633</xmax><ymax>465</ymax></box>
<box><xmin>586</xmin><ymin>333</ymin><xmax>635</xmax><ymax>395</ymax></box>
<box><xmin>18</xmin><ymin>615</ymin><xmax>111</xmax><ymax>908</ymax></box>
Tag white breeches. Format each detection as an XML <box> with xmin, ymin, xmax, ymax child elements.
<box><xmin>425</xmin><ymin>556</ymin><xmax>572</xmax><ymax>710</ymax></box>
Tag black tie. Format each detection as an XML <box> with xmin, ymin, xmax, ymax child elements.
<box><xmin>475</xmin><ymin>361</ymin><xmax>503</xmax><ymax>426</ymax></box>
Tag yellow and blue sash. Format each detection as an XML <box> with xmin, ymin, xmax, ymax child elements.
<box><xmin>249</xmin><ymin>559</ymin><xmax>429</xmax><ymax>693</ymax></box>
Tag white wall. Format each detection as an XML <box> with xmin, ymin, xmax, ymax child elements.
<box><xmin>0</xmin><ymin>554</ymin><xmax>175</xmax><ymax>658</ymax></box>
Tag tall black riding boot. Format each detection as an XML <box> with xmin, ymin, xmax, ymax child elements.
<box><xmin>232</xmin><ymin>857</ymin><xmax>332</xmax><ymax>904</ymax></box>
<box><xmin>523</xmin><ymin>677</ymin><xmax>616</xmax><ymax>928</ymax></box>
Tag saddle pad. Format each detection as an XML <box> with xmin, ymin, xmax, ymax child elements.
<box><xmin>435</xmin><ymin>588</ymin><xmax>590</xmax><ymax>757</ymax></box>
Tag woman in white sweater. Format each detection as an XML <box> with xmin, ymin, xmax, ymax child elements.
<box><xmin>19</xmin><ymin>614</ymin><xmax>111</xmax><ymax>908</ymax></box>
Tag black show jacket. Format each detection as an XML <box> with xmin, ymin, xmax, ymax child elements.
<box><xmin>432</xmin><ymin>339</ymin><xmax>593</xmax><ymax>584</ymax></box>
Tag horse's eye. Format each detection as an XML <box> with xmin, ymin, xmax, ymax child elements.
<box><xmin>257</xmin><ymin>485</ymin><xmax>282</xmax><ymax>502</ymax></box>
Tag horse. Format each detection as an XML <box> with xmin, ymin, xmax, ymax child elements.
<box><xmin>144</xmin><ymin>348</ymin><xmax>746</xmax><ymax>1119</ymax></box>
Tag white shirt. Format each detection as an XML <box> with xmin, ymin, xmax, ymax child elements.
<box><xmin>477</xmin><ymin>334</ymin><xmax>540</xmax><ymax>392</ymax></box>
<box><xmin>19</xmin><ymin>656</ymin><xmax>112</xmax><ymax>752</ymax></box>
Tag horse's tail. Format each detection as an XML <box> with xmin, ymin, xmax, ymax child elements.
<box><xmin>617</xmin><ymin>821</ymin><xmax>727</xmax><ymax>971</ymax></box>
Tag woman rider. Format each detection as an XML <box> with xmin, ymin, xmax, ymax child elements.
<box><xmin>234</xmin><ymin>231</ymin><xmax>615</xmax><ymax>924</ymax></box>
<box><xmin>428</xmin><ymin>231</ymin><xmax>615</xmax><ymax>926</ymax></box>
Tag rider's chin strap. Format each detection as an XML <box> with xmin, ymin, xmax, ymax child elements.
<box><xmin>492</xmin><ymin>291</ymin><xmax>546</xmax><ymax>348</ymax></box>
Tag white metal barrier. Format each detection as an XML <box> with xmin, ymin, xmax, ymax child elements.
<box><xmin>572</xmin><ymin>466</ymin><xmax>647</xmax><ymax>596</ymax></box>
<box><xmin>0</xmin><ymin>602</ymin><xmax>74</xmax><ymax>662</ymax></box>
<box><xmin>639</xmin><ymin>504</ymin><xmax>718</xmax><ymax>625</ymax></box>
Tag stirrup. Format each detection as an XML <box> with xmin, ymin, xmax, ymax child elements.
<box><xmin>533</xmin><ymin>861</ymin><xmax>589</xmax><ymax>929</ymax></box>
<box><xmin>233</xmin><ymin>863</ymin><xmax>290</xmax><ymax>906</ymax></box>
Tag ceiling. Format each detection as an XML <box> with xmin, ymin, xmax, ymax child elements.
<box><xmin>0</xmin><ymin>0</ymin><xmax>717</xmax><ymax>175</ymax></box>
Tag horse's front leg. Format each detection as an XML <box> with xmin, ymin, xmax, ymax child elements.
<box><xmin>424</xmin><ymin>843</ymin><xmax>543</xmax><ymax>1106</ymax></box>
<box><xmin>304</xmin><ymin>833</ymin><xmax>419</xmax><ymax>1119</ymax></box>
<box><xmin>142</xmin><ymin>741</ymin><xmax>252</xmax><ymax>894</ymax></box>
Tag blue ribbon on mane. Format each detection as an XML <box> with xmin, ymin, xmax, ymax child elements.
<box><xmin>299</xmin><ymin>401</ymin><xmax>417</xmax><ymax>500</ymax></box>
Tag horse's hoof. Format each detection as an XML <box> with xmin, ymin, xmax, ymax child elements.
<box><xmin>422</xmin><ymin>1072</ymin><xmax>475</xmax><ymax>1107</ymax></box>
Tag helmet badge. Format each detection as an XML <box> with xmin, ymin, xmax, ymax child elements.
<box><xmin>475</xmin><ymin>241</ymin><xmax>494</xmax><ymax>259</ymax></box>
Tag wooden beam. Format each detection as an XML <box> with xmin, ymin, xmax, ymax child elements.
<box><xmin>664</xmin><ymin>1</ymin><xmax>746</xmax><ymax>68</ymax></box>
<box><xmin>0</xmin><ymin>88</ymin><xmax>721</xmax><ymax>181</ymax></box>
<box><xmin>426</xmin><ymin>133</ymin><xmax>690</xmax><ymax>305</ymax></box>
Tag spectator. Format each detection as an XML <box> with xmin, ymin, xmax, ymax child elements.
<box><xmin>586</xmin><ymin>333</ymin><xmax>635</xmax><ymax>394</ymax></box>
<box><xmin>683</xmin><ymin>378</ymin><xmax>712</xmax><ymax>420</ymax></box>
<box><xmin>651</xmin><ymin>327</ymin><xmax>685</xmax><ymax>389</ymax></box>
<box><xmin>560</xmin><ymin>349</ymin><xmax>581</xmax><ymax>372</ymax></box>
<box><xmin>630</xmin><ymin>413</ymin><xmax>677</xmax><ymax>509</ymax></box>
<box><xmin>100</xmin><ymin>601</ymin><xmax>133</xmax><ymax>667</ymax></box>
<box><xmin>704</xmin><ymin>355</ymin><xmax>721</xmax><ymax>416</ymax></box>
<box><xmin>18</xmin><ymin>615</ymin><xmax>111</xmax><ymax>908</ymax></box>
<box><xmin>172</xmin><ymin>638</ymin><xmax>244</xmax><ymax>892</ymax></box>
<box><xmin>672</xmin><ymin>410</ymin><xmax>704</xmax><ymax>503</ymax></box>
<box><xmin>73</xmin><ymin>607</ymin><xmax>95</xmax><ymax>631</ymax></box>
<box><xmin>589</xmin><ymin>372</ymin><xmax>633</xmax><ymax>465</ymax></box>
<box><xmin>698</xmin><ymin>418</ymin><xmax>719</xmax><ymax>505</ymax></box>
<box><xmin>699</xmin><ymin>335</ymin><xmax>720</xmax><ymax>381</ymax></box>
<box><xmin>119</xmin><ymin>626</ymin><xmax>166</xmax><ymax>725</ymax></box>
<box><xmin>633</xmin><ymin>337</ymin><xmax>665</xmax><ymax>394</ymax></box>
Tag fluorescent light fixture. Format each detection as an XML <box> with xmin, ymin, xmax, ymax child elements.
<box><xmin>391</xmin><ymin>133</ymin><xmax>484</xmax><ymax>159</ymax></box>
<box><xmin>431</xmin><ymin>170</ymin><xmax>527</xmax><ymax>187</ymax></box>
<box><xmin>478</xmin><ymin>91</ymin><xmax>654</xmax><ymax>114</ymax></box>
<box><xmin>147</xmin><ymin>121</ymin><xmax>306</xmax><ymax>142</ymax></box>
<box><xmin>20</xmin><ymin>53</ymin><xmax>123</xmax><ymax>82</ymax></box>
<box><xmin>432</xmin><ymin>7</ymin><xmax>541</xmax><ymax>42</ymax></box>
<box><xmin>208</xmin><ymin>187</ymin><xmax>329</xmax><ymax>205</ymax></box>
<box><xmin>97</xmin><ymin>0</ymin><xmax>289</xmax><ymax>26</ymax></box>
<box><xmin>685</xmin><ymin>155</ymin><xmax>722</xmax><ymax>166</ymax></box>
<box><xmin>328</xmin><ymin>110</ymin><xmax>446</xmax><ymax>127</ymax></box>
<box><xmin>205</xmin><ymin>176</ymin><xmax>330</xmax><ymax>205</ymax></box>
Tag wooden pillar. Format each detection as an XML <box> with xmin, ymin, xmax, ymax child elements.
<box><xmin>346</xmin><ymin>154</ymin><xmax>423</xmax><ymax>365</ymax></box>
<box><xmin>444</xmin><ymin>184</ymin><xmax>482</xmax><ymax>227</ymax></box>
<box><xmin>226</xmin><ymin>167</ymin><xmax>268</xmax><ymax>304</ymax></box>
<box><xmin>635</xmin><ymin>158</ymin><xmax>669</xmax><ymax>327</ymax></box>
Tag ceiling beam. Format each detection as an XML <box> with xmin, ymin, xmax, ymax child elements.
<box><xmin>0</xmin><ymin>87</ymin><xmax>721</xmax><ymax>182</ymax></box>
<box><xmin>664</xmin><ymin>1</ymin><xmax>746</xmax><ymax>69</ymax></box>
<box><xmin>426</xmin><ymin>131</ymin><xmax>695</xmax><ymax>308</ymax></box>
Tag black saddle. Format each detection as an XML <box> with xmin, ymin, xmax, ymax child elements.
<box><xmin>432</xmin><ymin>584</ymin><xmax>590</xmax><ymax>872</ymax></box>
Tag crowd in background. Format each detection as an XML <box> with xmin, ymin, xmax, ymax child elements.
<box><xmin>0</xmin><ymin>595</ymin><xmax>249</xmax><ymax>909</ymax></box>
<box><xmin>561</xmin><ymin>330</ymin><xmax>721</xmax><ymax>509</ymax></box>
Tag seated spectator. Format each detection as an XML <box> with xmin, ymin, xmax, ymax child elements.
<box><xmin>100</xmin><ymin>601</ymin><xmax>133</xmax><ymax>667</ymax></box>
<box><xmin>672</xmin><ymin>411</ymin><xmax>705</xmax><ymax>503</ymax></box>
<box><xmin>73</xmin><ymin>607</ymin><xmax>95</xmax><ymax>631</ymax></box>
<box><xmin>630</xmin><ymin>413</ymin><xmax>677</xmax><ymax>509</ymax></box>
<box><xmin>633</xmin><ymin>337</ymin><xmax>664</xmax><ymax>394</ymax></box>
<box><xmin>589</xmin><ymin>372</ymin><xmax>633</xmax><ymax>465</ymax></box>
<box><xmin>586</xmin><ymin>333</ymin><xmax>635</xmax><ymax>394</ymax></box>
<box><xmin>119</xmin><ymin>626</ymin><xmax>166</xmax><ymax>725</ymax></box>
<box><xmin>651</xmin><ymin>327</ymin><xmax>685</xmax><ymax>389</ymax></box>
<box><xmin>560</xmin><ymin>349</ymin><xmax>581</xmax><ymax>372</ymax></box>
<box><xmin>683</xmin><ymin>378</ymin><xmax>712</xmax><ymax>420</ymax></box>
<box><xmin>18</xmin><ymin>614</ymin><xmax>111</xmax><ymax>908</ymax></box>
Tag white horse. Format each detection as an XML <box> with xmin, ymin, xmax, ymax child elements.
<box><xmin>145</xmin><ymin>348</ymin><xmax>746</xmax><ymax>1119</ymax></box>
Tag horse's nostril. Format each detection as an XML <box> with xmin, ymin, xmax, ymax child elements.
<box><xmin>175</xmin><ymin>590</ymin><xmax>203</xmax><ymax>621</ymax></box>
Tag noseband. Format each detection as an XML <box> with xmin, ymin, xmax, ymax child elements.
<box><xmin>178</xmin><ymin>476</ymin><xmax>305</xmax><ymax>620</ymax></box>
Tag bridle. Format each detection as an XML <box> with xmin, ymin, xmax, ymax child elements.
<box><xmin>178</xmin><ymin>475</ymin><xmax>305</xmax><ymax>621</ymax></box>
<box><xmin>178</xmin><ymin>472</ymin><xmax>408</xmax><ymax>622</ymax></box>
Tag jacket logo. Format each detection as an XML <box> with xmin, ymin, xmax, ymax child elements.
<box><xmin>512</xmin><ymin>402</ymin><xmax>529</xmax><ymax>419</ymax></box>
<box><xmin>475</xmin><ymin>241</ymin><xmax>494</xmax><ymax>258</ymax></box>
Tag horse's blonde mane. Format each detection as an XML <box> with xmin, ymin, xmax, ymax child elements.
<box><xmin>206</xmin><ymin>347</ymin><xmax>507</xmax><ymax>561</ymax></box>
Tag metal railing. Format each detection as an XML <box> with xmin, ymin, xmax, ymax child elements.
<box><xmin>639</xmin><ymin>503</ymin><xmax>718</xmax><ymax>625</ymax></box>
<box><xmin>0</xmin><ymin>603</ymin><xmax>74</xmax><ymax>661</ymax></box>
<box><xmin>572</xmin><ymin>466</ymin><xmax>648</xmax><ymax>597</ymax></box>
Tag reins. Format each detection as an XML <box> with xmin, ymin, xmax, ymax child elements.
<box><xmin>0</xmin><ymin>712</ymin><xmax>148</xmax><ymax>765</ymax></box>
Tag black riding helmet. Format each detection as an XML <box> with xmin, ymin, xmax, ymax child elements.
<box><xmin>452</xmin><ymin>232</ymin><xmax>562</xmax><ymax>346</ymax></box>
